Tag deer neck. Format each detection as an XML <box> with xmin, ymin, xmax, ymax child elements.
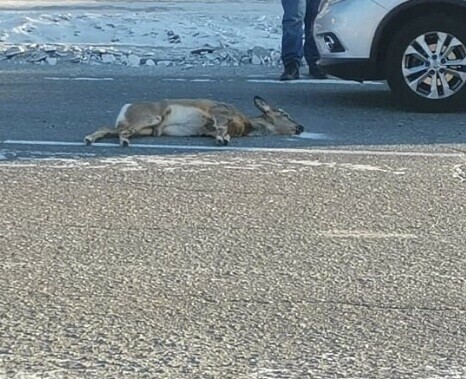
<box><xmin>248</xmin><ymin>116</ymin><xmax>273</xmax><ymax>136</ymax></box>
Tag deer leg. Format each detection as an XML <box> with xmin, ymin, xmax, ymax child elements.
<box><xmin>214</xmin><ymin>124</ymin><xmax>230</xmax><ymax>145</ymax></box>
<box><xmin>84</xmin><ymin>127</ymin><xmax>118</xmax><ymax>145</ymax></box>
<box><xmin>214</xmin><ymin>116</ymin><xmax>232</xmax><ymax>145</ymax></box>
<box><xmin>152</xmin><ymin>107</ymin><xmax>173</xmax><ymax>137</ymax></box>
<box><xmin>119</xmin><ymin>127</ymin><xmax>148</xmax><ymax>147</ymax></box>
<box><xmin>119</xmin><ymin>118</ymin><xmax>163</xmax><ymax>147</ymax></box>
<box><xmin>223</xmin><ymin>132</ymin><xmax>231</xmax><ymax>145</ymax></box>
<box><xmin>153</xmin><ymin>123</ymin><xmax>164</xmax><ymax>137</ymax></box>
<box><xmin>197</xmin><ymin>114</ymin><xmax>225</xmax><ymax>145</ymax></box>
<box><xmin>202</xmin><ymin>123</ymin><xmax>230</xmax><ymax>146</ymax></box>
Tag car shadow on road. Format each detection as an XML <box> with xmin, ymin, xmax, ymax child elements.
<box><xmin>310</xmin><ymin>87</ymin><xmax>466</xmax><ymax>114</ymax></box>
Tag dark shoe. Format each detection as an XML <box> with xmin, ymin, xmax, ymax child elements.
<box><xmin>308</xmin><ymin>66</ymin><xmax>328</xmax><ymax>79</ymax></box>
<box><xmin>280</xmin><ymin>62</ymin><xmax>300</xmax><ymax>81</ymax></box>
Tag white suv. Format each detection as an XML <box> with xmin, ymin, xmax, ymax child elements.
<box><xmin>315</xmin><ymin>0</ymin><xmax>466</xmax><ymax>112</ymax></box>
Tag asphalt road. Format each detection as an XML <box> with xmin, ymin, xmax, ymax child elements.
<box><xmin>0</xmin><ymin>63</ymin><xmax>465</xmax><ymax>378</ymax></box>
<box><xmin>0</xmin><ymin>63</ymin><xmax>465</xmax><ymax>157</ymax></box>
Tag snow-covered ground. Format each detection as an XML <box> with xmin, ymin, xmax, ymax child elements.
<box><xmin>0</xmin><ymin>0</ymin><xmax>285</xmax><ymax>68</ymax></box>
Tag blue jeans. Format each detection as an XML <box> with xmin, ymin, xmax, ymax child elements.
<box><xmin>281</xmin><ymin>0</ymin><xmax>321</xmax><ymax>67</ymax></box>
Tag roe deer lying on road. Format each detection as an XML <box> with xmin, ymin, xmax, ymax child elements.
<box><xmin>84</xmin><ymin>96</ymin><xmax>304</xmax><ymax>146</ymax></box>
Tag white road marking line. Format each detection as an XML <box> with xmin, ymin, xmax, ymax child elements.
<box><xmin>158</xmin><ymin>78</ymin><xmax>383</xmax><ymax>85</ymax></box>
<box><xmin>247</xmin><ymin>79</ymin><xmax>384</xmax><ymax>85</ymax></box>
<box><xmin>44</xmin><ymin>77</ymin><xmax>115</xmax><ymax>81</ymax></box>
<box><xmin>2</xmin><ymin>139</ymin><xmax>464</xmax><ymax>158</ymax></box>
<box><xmin>191</xmin><ymin>79</ymin><xmax>215</xmax><ymax>82</ymax></box>
<box><xmin>42</xmin><ymin>77</ymin><xmax>381</xmax><ymax>85</ymax></box>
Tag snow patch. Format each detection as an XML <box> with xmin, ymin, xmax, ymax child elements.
<box><xmin>292</xmin><ymin>132</ymin><xmax>330</xmax><ymax>140</ymax></box>
<box><xmin>0</xmin><ymin>1</ymin><xmax>285</xmax><ymax>68</ymax></box>
<box><xmin>289</xmin><ymin>160</ymin><xmax>406</xmax><ymax>175</ymax></box>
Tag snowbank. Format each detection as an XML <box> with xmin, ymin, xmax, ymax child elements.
<box><xmin>0</xmin><ymin>1</ymin><xmax>285</xmax><ymax>68</ymax></box>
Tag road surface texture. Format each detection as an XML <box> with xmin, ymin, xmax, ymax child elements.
<box><xmin>1</xmin><ymin>152</ymin><xmax>465</xmax><ymax>378</ymax></box>
<box><xmin>0</xmin><ymin>63</ymin><xmax>465</xmax><ymax>378</ymax></box>
<box><xmin>0</xmin><ymin>63</ymin><xmax>465</xmax><ymax>155</ymax></box>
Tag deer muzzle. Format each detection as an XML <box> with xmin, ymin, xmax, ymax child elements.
<box><xmin>295</xmin><ymin>124</ymin><xmax>304</xmax><ymax>134</ymax></box>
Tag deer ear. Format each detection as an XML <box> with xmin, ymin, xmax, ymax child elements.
<box><xmin>254</xmin><ymin>96</ymin><xmax>271</xmax><ymax>113</ymax></box>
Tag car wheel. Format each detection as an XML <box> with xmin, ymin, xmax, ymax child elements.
<box><xmin>386</xmin><ymin>14</ymin><xmax>466</xmax><ymax>112</ymax></box>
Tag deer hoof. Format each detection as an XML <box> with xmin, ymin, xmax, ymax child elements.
<box><xmin>120</xmin><ymin>138</ymin><xmax>130</xmax><ymax>147</ymax></box>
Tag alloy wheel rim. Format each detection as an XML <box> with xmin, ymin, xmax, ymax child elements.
<box><xmin>402</xmin><ymin>31</ymin><xmax>466</xmax><ymax>99</ymax></box>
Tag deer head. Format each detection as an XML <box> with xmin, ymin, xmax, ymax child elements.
<box><xmin>252</xmin><ymin>96</ymin><xmax>304</xmax><ymax>135</ymax></box>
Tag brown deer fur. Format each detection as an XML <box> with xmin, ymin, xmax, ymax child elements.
<box><xmin>84</xmin><ymin>96</ymin><xmax>304</xmax><ymax>146</ymax></box>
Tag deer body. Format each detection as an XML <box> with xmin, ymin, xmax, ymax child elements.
<box><xmin>84</xmin><ymin>96</ymin><xmax>304</xmax><ymax>146</ymax></box>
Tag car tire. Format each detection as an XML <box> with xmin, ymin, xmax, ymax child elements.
<box><xmin>385</xmin><ymin>14</ymin><xmax>466</xmax><ymax>112</ymax></box>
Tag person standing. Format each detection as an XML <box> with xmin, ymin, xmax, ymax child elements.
<box><xmin>280</xmin><ymin>0</ymin><xmax>327</xmax><ymax>80</ymax></box>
